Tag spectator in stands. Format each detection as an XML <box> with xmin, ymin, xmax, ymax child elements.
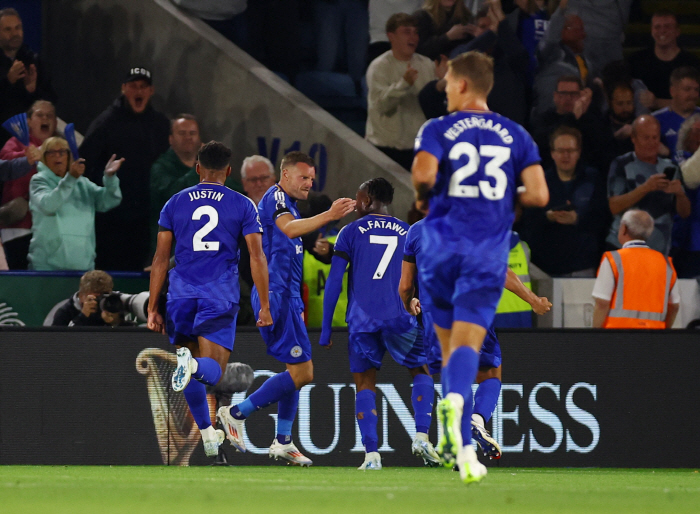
<box><xmin>28</xmin><ymin>137</ymin><xmax>123</xmax><ymax>271</ymax></box>
<box><xmin>519</xmin><ymin>126</ymin><xmax>606</xmax><ymax>277</ymax></box>
<box><xmin>413</xmin><ymin>0</ymin><xmax>474</xmax><ymax>59</ymax></box>
<box><xmin>51</xmin><ymin>269</ymin><xmax>114</xmax><ymax>326</ymax></box>
<box><xmin>149</xmin><ymin>114</ymin><xmax>202</xmax><ymax>256</ymax></box>
<box><xmin>592</xmin><ymin>209</ymin><xmax>679</xmax><ymax>329</ymax></box>
<box><xmin>0</xmin><ymin>100</ymin><xmax>56</xmax><ymax>269</ymax></box>
<box><xmin>368</xmin><ymin>0</ymin><xmax>423</xmax><ymax>64</ymax></box>
<box><xmin>653</xmin><ymin>66</ymin><xmax>700</xmax><ymax>163</ymax></box>
<box><xmin>607</xmin><ymin>115</ymin><xmax>691</xmax><ymax>255</ymax></box>
<box><xmin>599</xmin><ymin>60</ymin><xmax>651</xmax><ymax>120</ymax></box>
<box><xmin>532</xmin><ymin>1</ymin><xmax>597</xmax><ymax>118</ymax></box>
<box><xmin>628</xmin><ymin>11</ymin><xmax>700</xmax><ymax>112</ymax></box>
<box><xmin>531</xmin><ymin>75</ymin><xmax>609</xmax><ymax>171</ymax></box>
<box><xmin>449</xmin><ymin>1</ymin><xmax>530</xmax><ymax>125</ymax></box>
<box><xmin>605</xmin><ymin>83</ymin><xmax>636</xmax><ymax>157</ymax></box>
<box><xmin>567</xmin><ymin>0</ymin><xmax>632</xmax><ymax>69</ymax></box>
<box><xmin>504</xmin><ymin>0</ymin><xmax>549</xmax><ymax>86</ymax></box>
<box><xmin>80</xmin><ymin>67</ymin><xmax>170</xmax><ymax>271</ymax></box>
<box><xmin>241</xmin><ymin>155</ymin><xmax>276</xmax><ymax>205</ymax></box>
<box><xmin>670</xmin><ymin>114</ymin><xmax>700</xmax><ymax>278</ymax></box>
<box><xmin>418</xmin><ymin>53</ymin><xmax>449</xmax><ymax>120</ymax></box>
<box><xmin>314</xmin><ymin>0</ymin><xmax>369</xmax><ymax>85</ymax></box>
<box><xmin>366</xmin><ymin>13</ymin><xmax>435</xmax><ymax>170</ymax></box>
<box><xmin>0</xmin><ymin>8</ymin><xmax>57</xmax><ymax>146</ymax></box>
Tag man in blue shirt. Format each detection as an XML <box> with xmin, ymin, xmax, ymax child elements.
<box><xmin>653</xmin><ymin>66</ymin><xmax>700</xmax><ymax>162</ymax></box>
<box><xmin>412</xmin><ymin>51</ymin><xmax>548</xmax><ymax>483</ymax></box>
<box><xmin>147</xmin><ymin>141</ymin><xmax>273</xmax><ymax>459</ymax></box>
<box><xmin>217</xmin><ymin>151</ymin><xmax>355</xmax><ymax>466</ymax></box>
<box><xmin>320</xmin><ymin>178</ymin><xmax>439</xmax><ymax>470</ymax></box>
<box><xmin>399</xmin><ymin>219</ymin><xmax>551</xmax><ymax>463</ymax></box>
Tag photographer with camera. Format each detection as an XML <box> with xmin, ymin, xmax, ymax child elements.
<box><xmin>50</xmin><ymin>270</ymin><xmax>149</xmax><ymax>326</ymax></box>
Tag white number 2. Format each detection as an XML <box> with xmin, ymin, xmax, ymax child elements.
<box><xmin>369</xmin><ymin>235</ymin><xmax>397</xmax><ymax>279</ymax></box>
<box><xmin>192</xmin><ymin>205</ymin><xmax>220</xmax><ymax>252</ymax></box>
<box><xmin>448</xmin><ymin>143</ymin><xmax>510</xmax><ymax>201</ymax></box>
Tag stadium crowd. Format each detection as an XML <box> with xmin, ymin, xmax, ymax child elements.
<box><xmin>0</xmin><ymin>1</ymin><xmax>698</xmax><ymax>326</ymax></box>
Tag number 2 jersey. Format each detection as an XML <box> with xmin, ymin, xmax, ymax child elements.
<box><xmin>334</xmin><ymin>213</ymin><xmax>417</xmax><ymax>333</ymax></box>
<box><xmin>158</xmin><ymin>182</ymin><xmax>262</xmax><ymax>303</ymax></box>
<box><xmin>415</xmin><ymin>110</ymin><xmax>540</xmax><ymax>258</ymax></box>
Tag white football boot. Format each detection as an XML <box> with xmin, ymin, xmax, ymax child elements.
<box><xmin>456</xmin><ymin>444</ymin><xmax>487</xmax><ymax>484</ymax></box>
<box><xmin>201</xmin><ymin>426</ymin><xmax>225</xmax><ymax>457</ymax></box>
<box><xmin>172</xmin><ymin>347</ymin><xmax>197</xmax><ymax>392</ymax></box>
<box><xmin>216</xmin><ymin>406</ymin><xmax>247</xmax><ymax>453</ymax></box>
<box><xmin>269</xmin><ymin>439</ymin><xmax>313</xmax><ymax>467</ymax></box>
<box><xmin>357</xmin><ymin>452</ymin><xmax>382</xmax><ymax>470</ymax></box>
<box><xmin>412</xmin><ymin>432</ymin><xmax>441</xmax><ymax>467</ymax></box>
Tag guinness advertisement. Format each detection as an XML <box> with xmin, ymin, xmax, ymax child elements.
<box><xmin>0</xmin><ymin>328</ymin><xmax>698</xmax><ymax>468</ymax></box>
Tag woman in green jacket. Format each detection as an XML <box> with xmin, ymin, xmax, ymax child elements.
<box><xmin>28</xmin><ymin>136</ymin><xmax>123</xmax><ymax>270</ymax></box>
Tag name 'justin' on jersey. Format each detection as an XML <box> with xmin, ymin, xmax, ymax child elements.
<box><xmin>414</xmin><ymin>111</ymin><xmax>541</xmax><ymax>241</ymax></box>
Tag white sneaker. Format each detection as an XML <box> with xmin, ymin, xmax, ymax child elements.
<box><xmin>216</xmin><ymin>406</ymin><xmax>247</xmax><ymax>453</ymax></box>
<box><xmin>456</xmin><ymin>445</ymin><xmax>487</xmax><ymax>484</ymax></box>
<box><xmin>172</xmin><ymin>347</ymin><xmax>197</xmax><ymax>392</ymax></box>
<box><xmin>201</xmin><ymin>426</ymin><xmax>225</xmax><ymax>457</ymax></box>
<box><xmin>436</xmin><ymin>393</ymin><xmax>464</xmax><ymax>468</ymax></box>
<box><xmin>357</xmin><ymin>452</ymin><xmax>382</xmax><ymax>470</ymax></box>
<box><xmin>471</xmin><ymin>419</ymin><xmax>502</xmax><ymax>459</ymax></box>
<box><xmin>269</xmin><ymin>439</ymin><xmax>313</xmax><ymax>467</ymax></box>
<box><xmin>412</xmin><ymin>432</ymin><xmax>441</xmax><ymax>467</ymax></box>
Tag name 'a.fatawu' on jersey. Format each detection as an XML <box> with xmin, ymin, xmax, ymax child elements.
<box><xmin>159</xmin><ymin>182</ymin><xmax>263</xmax><ymax>302</ymax></box>
<box><xmin>414</xmin><ymin>110</ymin><xmax>541</xmax><ymax>257</ymax></box>
<box><xmin>334</xmin><ymin>213</ymin><xmax>416</xmax><ymax>332</ymax></box>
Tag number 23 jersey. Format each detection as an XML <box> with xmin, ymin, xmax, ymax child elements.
<box><xmin>159</xmin><ymin>182</ymin><xmax>262</xmax><ymax>302</ymax></box>
<box><xmin>415</xmin><ymin>110</ymin><xmax>540</xmax><ymax>256</ymax></box>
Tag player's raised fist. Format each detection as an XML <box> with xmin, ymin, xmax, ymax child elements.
<box><xmin>256</xmin><ymin>307</ymin><xmax>273</xmax><ymax>327</ymax></box>
<box><xmin>328</xmin><ymin>197</ymin><xmax>356</xmax><ymax>220</ymax></box>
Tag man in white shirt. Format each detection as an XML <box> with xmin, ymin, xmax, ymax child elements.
<box><xmin>366</xmin><ymin>12</ymin><xmax>435</xmax><ymax>171</ymax></box>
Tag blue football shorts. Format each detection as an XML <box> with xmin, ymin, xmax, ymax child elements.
<box><xmin>418</xmin><ymin>250</ymin><xmax>507</xmax><ymax>331</ymax></box>
<box><xmin>166</xmin><ymin>298</ymin><xmax>239</xmax><ymax>350</ymax></box>
<box><xmin>348</xmin><ymin>315</ymin><xmax>427</xmax><ymax>373</ymax></box>
<box><xmin>252</xmin><ymin>287</ymin><xmax>311</xmax><ymax>364</ymax></box>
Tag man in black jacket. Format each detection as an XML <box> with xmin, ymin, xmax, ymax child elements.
<box><xmin>51</xmin><ymin>270</ymin><xmax>114</xmax><ymax>327</ymax></box>
<box><xmin>81</xmin><ymin>68</ymin><xmax>170</xmax><ymax>271</ymax></box>
<box><xmin>0</xmin><ymin>8</ymin><xmax>57</xmax><ymax>146</ymax></box>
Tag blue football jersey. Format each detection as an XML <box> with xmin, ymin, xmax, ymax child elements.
<box><xmin>334</xmin><ymin>213</ymin><xmax>416</xmax><ymax>332</ymax></box>
<box><xmin>414</xmin><ymin>110</ymin><xmax>540</xmax><ymax>257</ymax></box>
<box><xmin>258</xmin><ymin>184</ymin><xmax>304</xmax><ymax>297</ymax></box>
<box><xmin>159</xmin><ymin>182</ymin><xmax>262</xmax><ymax>302</ymax></box>
<box><xmin>654</xmin><ymin>106</ymin><xmax>700</xmax><ymax>163</ymax></box>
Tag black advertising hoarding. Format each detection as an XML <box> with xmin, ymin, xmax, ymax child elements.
<box><xmin>0</xmin><ymin>328</ymin><xmax>698</xmax><ymax>467</ymax></box>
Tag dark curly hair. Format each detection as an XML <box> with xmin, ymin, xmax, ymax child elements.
<box><xmin>361</xmin><ymin>177</ymin><xmax>394</xmax><ymax>205</ymax></box>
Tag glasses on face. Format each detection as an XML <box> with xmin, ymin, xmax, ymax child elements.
<box><xmin>44</xmin><ymin>149</ymin><xmax>69</xmax><ymax>157</ymax></box>
<box><xmin>555</xmin><ymin>90</ymin><xmax>581</xmax><ymax>97</ymax></box>
<box><xmin>553</xmin><ymin>148</ymin><xmax>579</xmax><ymax>155</ymax></box>
<box><xmin>245</xmin><ymin>176</ymin><xmax>272</xmax><ymax>184</ymax></box>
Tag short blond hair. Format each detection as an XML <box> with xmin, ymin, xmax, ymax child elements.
<box><xmin>448</xmin><ymin>51</ymin><xmax>494</xmax><ymax>97</ymax></box>
<box><xmin>79</xmin><ymin>270</ymin><xmax>113</xmax><ymax>295</ymax></box>
<box><xmin>39</xmin><ymin>136</ymin><xmax>72</xmax><ymax>168</ymax></box>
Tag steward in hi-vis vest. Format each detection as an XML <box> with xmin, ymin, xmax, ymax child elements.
<box><xmin>303</xmin><ymin>235</ymin><xmax>348</xmax><ymax>327</ymax></box>
<box><xmin>494</xmin><ymin>232</ymin><xmax>533</xmax><ymax>328</ymax></box>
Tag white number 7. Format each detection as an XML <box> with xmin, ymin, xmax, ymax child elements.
<box><xmin>369</xmin><ymin>235</ymin><xmax>397</xmax><ymax>279</ymax></box>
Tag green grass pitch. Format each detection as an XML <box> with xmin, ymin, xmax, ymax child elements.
<box><xmin>1</xmin><ymin>466</ymin><xmax>699</xmax><ymax>514</ymax></box>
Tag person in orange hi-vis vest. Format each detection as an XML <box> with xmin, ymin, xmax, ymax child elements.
<box><xmin>592</xmin><ymin>209</ymin><xmax>680</xmax><ymax>328</ymax></box>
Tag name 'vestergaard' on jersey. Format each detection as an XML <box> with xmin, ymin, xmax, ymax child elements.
<box><xmin>358</xmin><ymin>218</ymin><xmax>407</xmax><ymax>236</ymax></box>
<box><xmin>443</xmin><ymin>116</ymin><xmax>513</xmax><ymax>144</ymax></box>
<box><xmin>188</xmin><ymin>189</ymin><xmax>224</xmax><ymax>202</ymax></box>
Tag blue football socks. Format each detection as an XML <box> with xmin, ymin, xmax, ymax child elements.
<box><xmin>473</xmin><ymin>377</ymin><xmax>501</xmax><ymax>424</ymax></box>
<box><xmin>192</xmin><ymin>357</ymin><xmax>222</xmax><ymax>386</ymax></box>
<box><xmin>183</xmin><ymin>378</ymin><xmax>211</xmax><ymax>430</ymax></box>
<box><xmin>276</xmin><ymin>389</ymin><xmax>299</xmax><ymax>443</ymax></box>
<box><xmin>356</xmin><ymin>389</ymin><xmax>379</xmax><ymax>453</ymax></box>
<box><xmin>412</xmin><ymin>374</ymin><xmax>435</xmax><ymax>434</ymax></box>
<box><xmin>445</xmin><ymin>346</ymin><xmax>479</xmax><ymax>445</ymax></box>
<box><xmin>231</xmin><ymin>370</ymin><xmax>296</xmax><ymax>419</ymax></box>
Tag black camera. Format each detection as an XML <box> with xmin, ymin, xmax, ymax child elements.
<box><xmin>95</xmin><ymin>291</ymin><xmax>149</xmax><ymax>322</ymax></box>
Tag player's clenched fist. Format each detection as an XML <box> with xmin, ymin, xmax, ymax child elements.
<box><xmin>328</xmin><ymin>197</ymin><xmax>356</xmax><ymax>219</ymax></box>
<box><xmin>256</xmin><ymin>307</ymin><xmax>273</xmax><ymax>327</ymax></box>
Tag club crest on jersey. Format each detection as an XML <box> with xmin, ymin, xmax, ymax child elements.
<box><xmin>290</xmin><ymin>346</ymin><xmax>303</xmax><ymax>358</ymax></box>
<box><xmin>296</xmin><ymin>245</ymin><xmax>303</xmax><ymax>254</ymax></box>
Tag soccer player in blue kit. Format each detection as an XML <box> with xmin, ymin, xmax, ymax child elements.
<box><xmin>412</xmin><ymin>51</ymin><xmax>549</xmax><ymax>483</ymax></box>
<box><xmin>320</xmin><ymin>178</ymin><xmax>440</xmax><ymax>470</ymax></box>
<box><xmin>217</xmin><ymin>151</ymin><xmax>356</xmax><ymax>466</ymax></box>
<box><xmin>399</xmin><ymin>219</ymin><xmax>551</xmax><ymax>462</ymax></box>
<box><xmin>147</xmin><ymin>141</ymin><xmax>273</xmax><ymax>458</ymax></box>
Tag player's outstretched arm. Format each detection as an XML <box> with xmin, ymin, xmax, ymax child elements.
<box><xmin>319</xmin><ymin>255</ymin><xmax>348</xmax><ymax>348</ymax></box>
<box><xmin>245</xmin><ymin>232</ymin><xmax>273</xmax><ymax>327</ymax></box>
<box><xmin>519</xmin><ymin>164</ymin><xmax>549</xmax><ymax>208</ymax></box>
<box><xmin>399</xmin><ymin>260</ymin><xmax>421</xmax><ymax>315</ymax></box>
<box><xmin>412</xmin><ymin>151</ymin><xmax>439</xmax><ymax>213</ymax></box>
<box><xmin>147</xmin><ymin>229</ymin><xmax>173</xmax><ymax>334</ymax></box>
<box><xmin>504</xmin><ymin>268</ymin><xmax>552</xmax><ymax>315</ymax></box>
<box><xmin>275</xmin><ymin>198</ymin><xmax>356</xmax><ymax>240</ymax></box>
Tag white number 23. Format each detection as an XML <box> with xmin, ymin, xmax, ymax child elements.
<box><xmin>448</xmin><ymin>143</ymin><xmax>509</xmax><ymax>201</ymax></box>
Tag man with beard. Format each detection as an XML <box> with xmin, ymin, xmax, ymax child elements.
<box><xmin>81</xmin><ymin>67</ymin><xmax>170</xmax><ymax>271</ymax></box>
<box><xmin>607</xmin><ymin>83</ymin><xmax>636</xmax><ymax>157</ymax></box>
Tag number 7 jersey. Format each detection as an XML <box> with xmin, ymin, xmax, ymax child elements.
<box><xmin>333</xmin><ymin>214</ymin><xmax>416</xmax><ymax>332</ymax></box>
<box><xmin>414</xmin><ymin>110</ymin><xmax>540</xmax><ymax>256</ymax></box>
<box><xmin>158</xmin><ymin>182</ymin><xmax>263</xmax><ymax>302</ymax></box>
